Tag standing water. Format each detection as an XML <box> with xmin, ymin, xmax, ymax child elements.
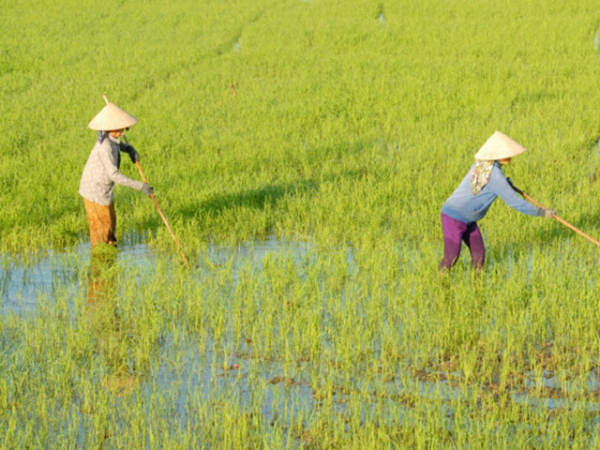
<box><xmin>3</xmin><ymin>238</ymin><xmax>600</xmax><ymax>447</ymax></box>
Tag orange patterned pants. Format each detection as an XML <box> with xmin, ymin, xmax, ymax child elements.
<box><xmin>83</xmin><ymin>198</ymin><xmax>117</xmax><ymax>246</ymax></box>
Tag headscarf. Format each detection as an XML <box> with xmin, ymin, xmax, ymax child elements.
<box><xmin>471</xmin><ymin>160</ymin><xmax>494</xmax><ymax>194</ymax></box>
<box><xmin>97</xmin><ymin>131</ymin><xmax>107</xmax><ymax>144</ymax></box>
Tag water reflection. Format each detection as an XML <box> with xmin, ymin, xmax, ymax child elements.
<box><xmin>0</xmin><ymin>248</ymin><xmax>83</xmax><ymax>316</ymax></box>
<box><xmin>4</xmin><ymin>237</ymin><xmax>599</xmax><ymax>429</ymax></box>
<box><xmin>87</xmin><ymin>245</ymin><xmax>144</xmax><ymax>396</ymax></box>
<box><xmin>0</xmin><ymin>241</ymin><xmax>155</xmax><ymax>316</ymax></box>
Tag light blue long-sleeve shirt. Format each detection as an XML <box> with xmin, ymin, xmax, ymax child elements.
<box><xmin>441</xmin><ymin>162</ymin><xmax>544</xmax><ymax>224</ymax></box>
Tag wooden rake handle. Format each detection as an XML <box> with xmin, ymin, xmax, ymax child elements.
<box><xmin>511</xmin><ymin>183</ymin><xmax>600</xmax><ymax>248</ymax></box>
<box><xmin>124</xmin><ymin>135</ymin><xmax>189</xmax><ymax>265</ymax></box>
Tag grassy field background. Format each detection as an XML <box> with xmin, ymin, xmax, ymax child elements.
<box><xmin>1</xmin><ymin>0</ymin><xmax>599</xmax><ymax>254</ymax></box>
<box><xmin>2</xmin><ymin>0</ymin><xmax>600</xmax><ymax>447</ymax></box>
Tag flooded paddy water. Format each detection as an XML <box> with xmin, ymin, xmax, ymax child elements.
<box><xmin>3</xmin><ymin>238</ymin><xmax>600</xmax><ymax>447</ymax></box>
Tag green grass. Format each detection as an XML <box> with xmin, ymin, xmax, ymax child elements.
<box><xmin>4</xmin><ymin>242</ymin><xmax>600</xmax><ymax>448</ymax></box>
<box><xmin>2</xmin><ymin>0</ymin><xmax>600</xmax><ymax>447</ymax></box>
<box><xmin>1</xmin><ymin>0</ymin><xmax>599</xmax><ymax>253</ymax></box>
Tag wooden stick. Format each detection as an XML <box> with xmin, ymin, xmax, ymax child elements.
<box><xmin>123</xmin><ymin>135</ymin><xmax>190</xmax><ymax>265</ymax></box>
<box><xmin>512</xmin><ymin>185</ymin><xmax>600</xmax><ymax>248</ymax></box>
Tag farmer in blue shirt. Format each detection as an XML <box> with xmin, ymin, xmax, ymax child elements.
<box><xmin>439</xmin><ymin>131</ymin><xmax>555</xmax><ymax>271</ymax></box>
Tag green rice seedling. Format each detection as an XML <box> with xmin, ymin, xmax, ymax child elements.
<box><xmin>3</xmin><ymin>0</ymin><xmax>600</xmax><ymax>447</ymax></box>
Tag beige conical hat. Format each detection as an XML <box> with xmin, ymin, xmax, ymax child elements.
<box><xmin>88</xmin><ymin>97</ymin><xmax>138</xmax><ymax>131</ymax></box>
<box><xmin>474</xmin><ymin>131</ymin><xmax>527</xmax><ymax>160</ymax></box>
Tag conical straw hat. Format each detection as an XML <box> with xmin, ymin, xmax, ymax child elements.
<box><xmin>474</xmin><ymin>131</ymin><xmax>527</xmax><ymax>160</ymax></box>
<box><xmin>88</xmin><ymin>97</ymin><xmax>138</xmax><ymax>131</ymax></box>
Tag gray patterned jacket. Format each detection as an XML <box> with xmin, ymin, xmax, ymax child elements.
<box><xmin>79</xmin><ymin>134</ymin><xmax>144</xmax><ymax>205</ymax></box>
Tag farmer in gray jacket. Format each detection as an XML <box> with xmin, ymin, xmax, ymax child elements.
<box><xmin>79</xmin><ymin>98</ymin><xmax>153</xmax><ymax>246</ymax></box>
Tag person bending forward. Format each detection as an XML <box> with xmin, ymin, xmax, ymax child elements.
<box><xmin>439</xmin><ymin>131</ymin><xmax>554</xmax><ymax>272</ymax></box>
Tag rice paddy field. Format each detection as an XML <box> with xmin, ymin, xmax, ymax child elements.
<box><xmin>2</xmin><ymin>0</ymin><xmax>600</xmax><ymax>447</ymax></box>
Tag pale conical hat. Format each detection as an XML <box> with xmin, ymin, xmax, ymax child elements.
<box><xmin>474</xmin><ymin>131</ymin><xmax>527</xmax><ymax>160</ymax></box>
<box><xmin>88</xmin><ymin>98</ymin><xmax>138</xmax><ymax>131</ymax></box>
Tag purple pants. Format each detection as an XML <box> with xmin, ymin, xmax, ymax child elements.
<box><xmin>439</xmin><ymin>213</ymin><xmax>485</xmax><ymax>271</ymax></box>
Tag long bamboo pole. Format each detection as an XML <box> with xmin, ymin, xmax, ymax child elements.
<box><xmin>512</xmin><ymin>184</ymin><xmax>600</xmax><ymax>248</ymax></box>
<box><xmin>123</xmin><ymin>135</ymin><xmax>190</xmax><ymax>265</ymax></box>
